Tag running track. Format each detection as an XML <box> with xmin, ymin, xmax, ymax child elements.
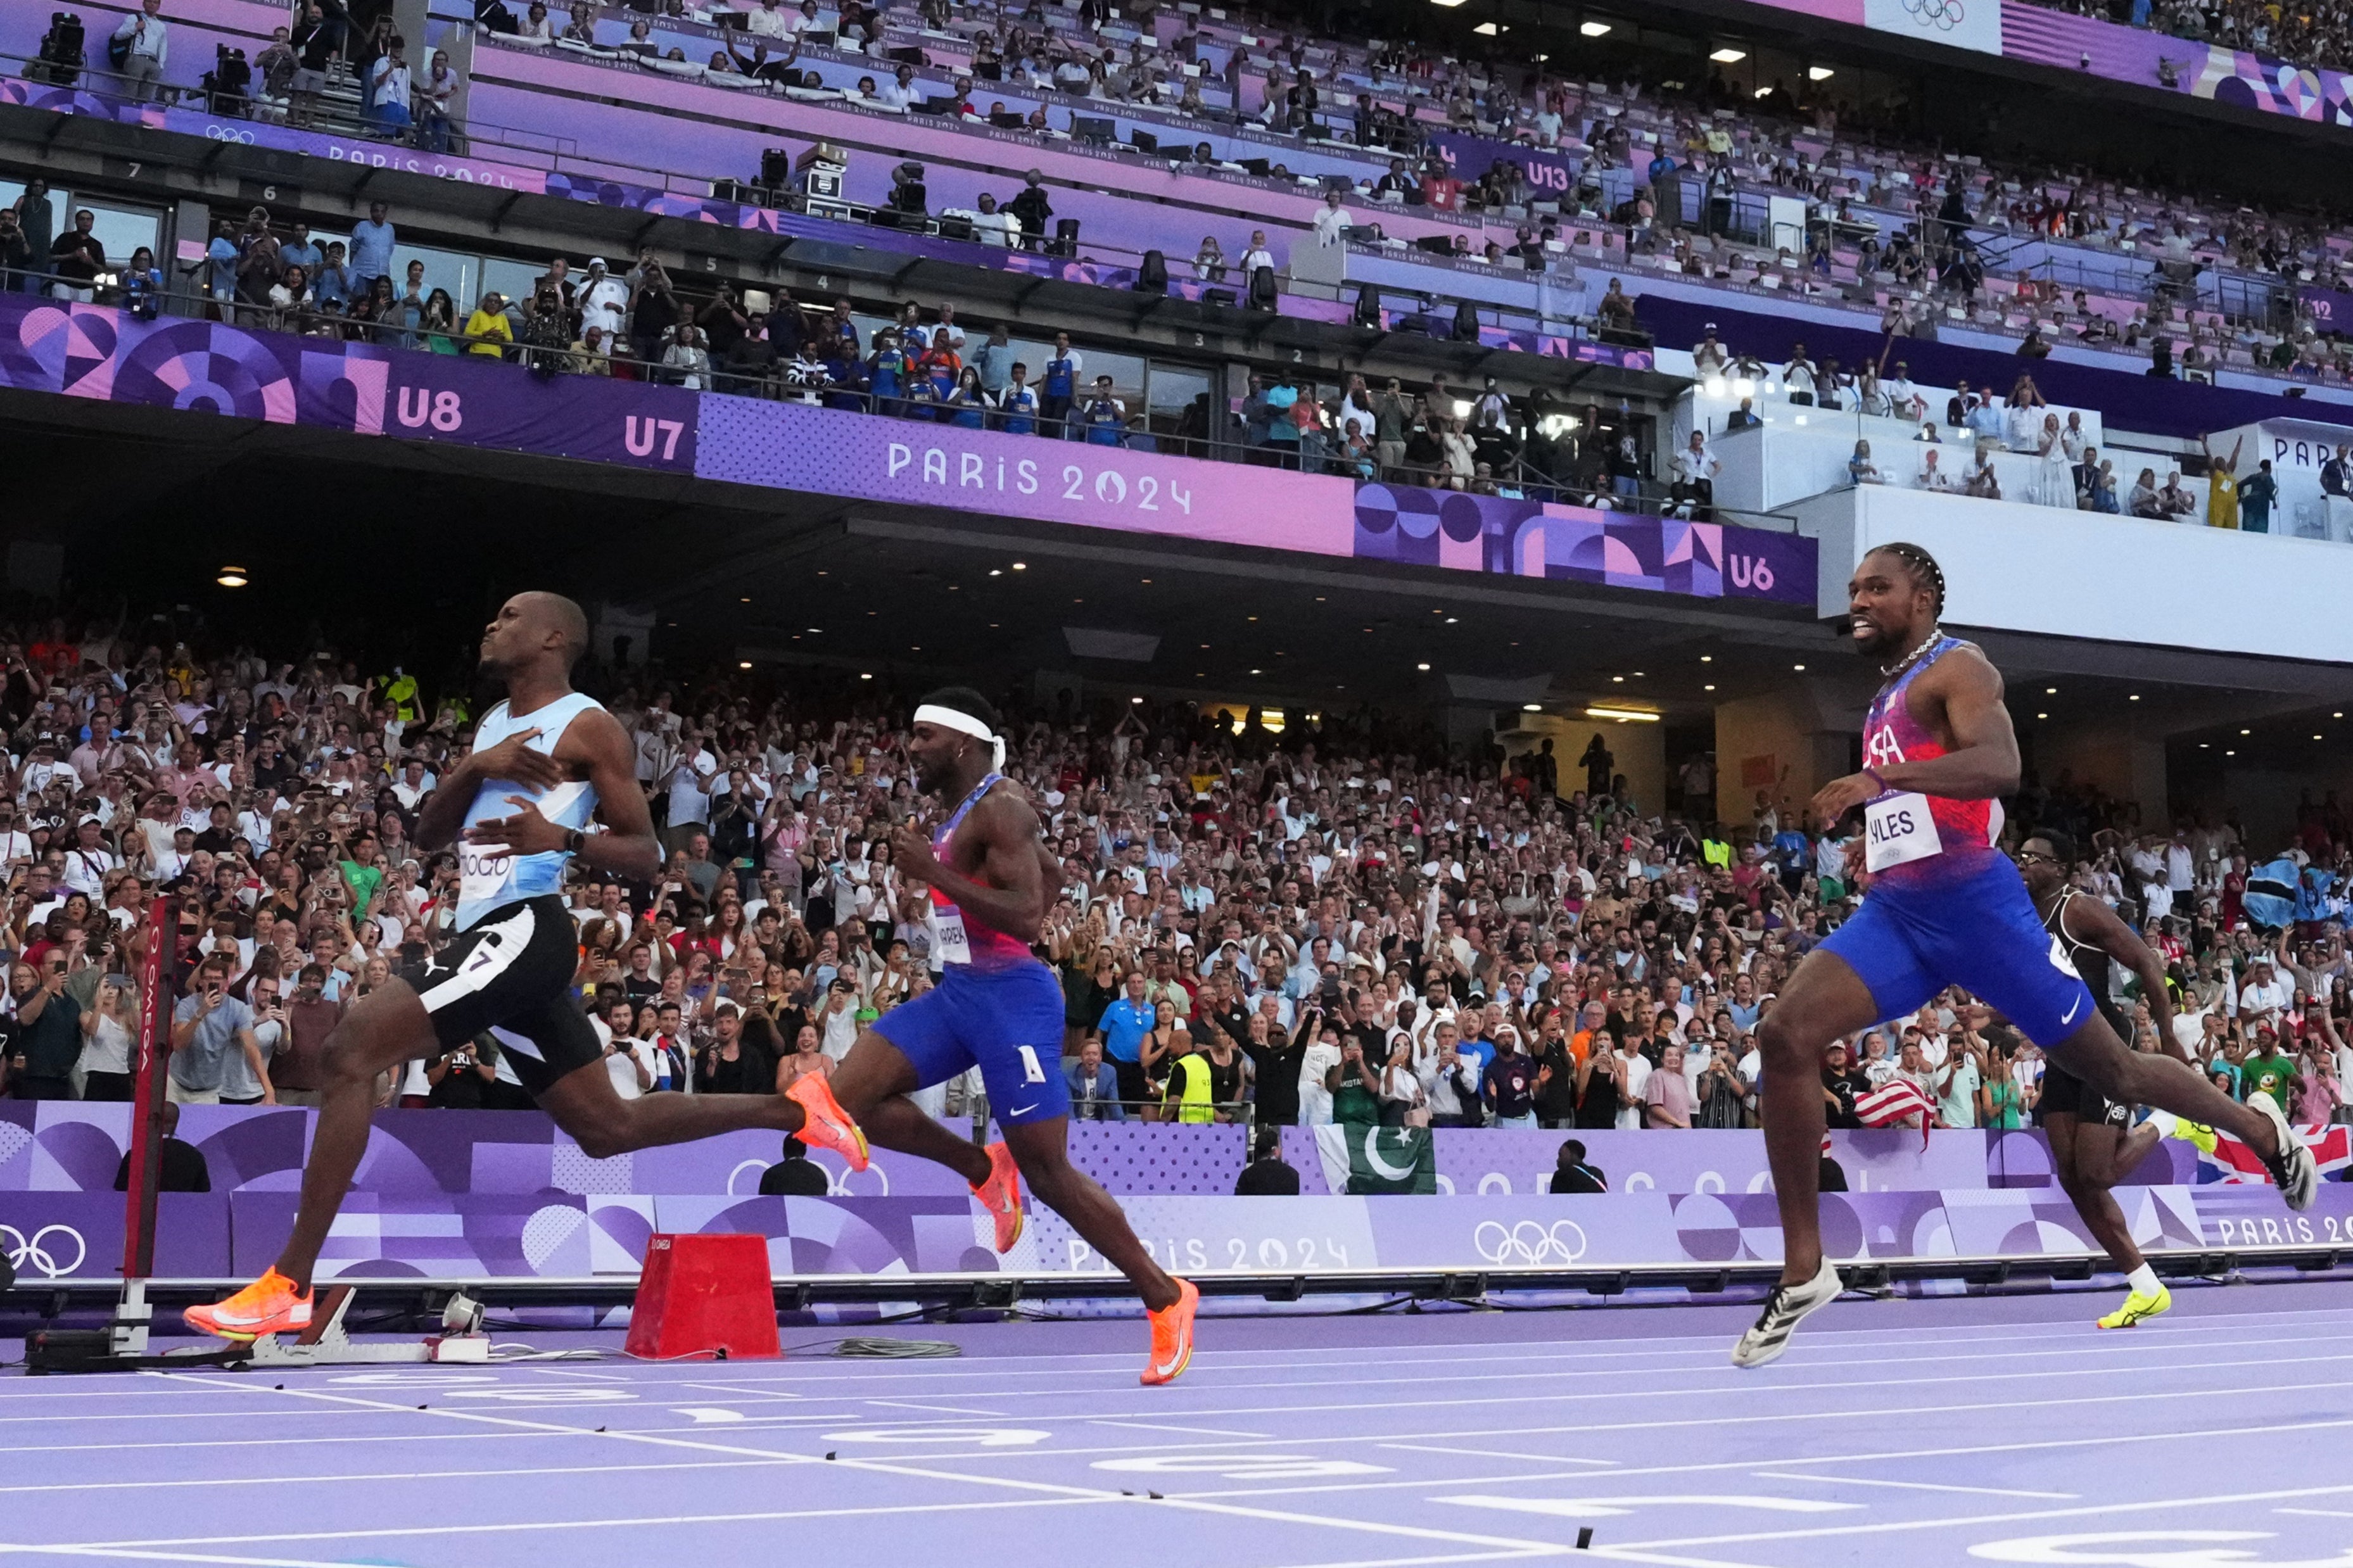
<box><xmin>4</xmin><ymin>1280</ymin><xmax>2352</xmax><ymax>1567</ymax></box>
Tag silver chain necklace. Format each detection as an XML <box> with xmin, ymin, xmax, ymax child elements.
<box><xmin>1879</xmin><ymin>626</ymin><xmax>1944</xmax><ymax>680</ymax></box>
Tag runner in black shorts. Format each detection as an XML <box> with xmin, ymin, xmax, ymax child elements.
<box><xmin>2018</xmin><ymin>831</ymin><xmax>2202</xmax><ymax>1329</ymax></box>
<box><xmin>187</xmin><ymin>592</ymin><xmax>871</xmax><ymax>1341</ymax></box>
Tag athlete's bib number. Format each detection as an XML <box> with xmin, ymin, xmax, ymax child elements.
<box><xmin>459</xmin><ymin>846</ymin><xmax>512</xmax><ymax>907</ymax></box>
<box><xmin>1863</xmin><ymin>792</ymin><xmax>1943</xmax><ymax>873</ymax></box>
<box><xmin>933</xmin><ymin>910</ymin><xmax>972</xmax><ymax>966</ymax></box>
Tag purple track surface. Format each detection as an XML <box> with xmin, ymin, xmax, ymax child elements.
<box><xmin>6</xmin><ymin>1280</ymin><xmax>2353</xmax><ymax>1566</ymax></box>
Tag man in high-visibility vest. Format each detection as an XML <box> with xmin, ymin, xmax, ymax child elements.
<box><xmin>1162</xmin><ymin>1031</ymin><xmax>1216</xmax><ymax>1125</ymax></box>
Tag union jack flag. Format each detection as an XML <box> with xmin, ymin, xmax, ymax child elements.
<box><xmin>2198</xmin><ymin>1119</ymin><xmax>2353</xmax><ymax>1185</ymax></box>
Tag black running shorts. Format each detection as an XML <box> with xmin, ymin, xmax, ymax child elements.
<box><xmin>2039</xmin><ymin>1061</ymin><xmax>2131</xmax><ymax>1129</ymax></box>
<box><xmin>398</xmin><ymin>894</ymin><xmax>602</xmax><ymax>1099</ymax></box>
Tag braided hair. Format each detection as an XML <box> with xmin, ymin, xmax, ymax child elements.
<box><xmin>1869</xmin><ymin>541</ymin><xmax>1946</xmax><ymax>615</ymax></box>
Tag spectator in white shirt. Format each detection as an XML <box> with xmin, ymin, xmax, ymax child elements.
<box><xmin>1670</xmin><ymin>431</ymin><xmax>1718</xmax><ymax>517</ymax></box>
<box><xmin>874</xmin><ymin>61</ymin><xmax>920</xmax><ymax>109</ymax></box>
<box><xmin>1782</xmin><ymin>345</ymin><xmax>1817</xmax><ymax>405</ymax></box>
<box><xmin>2238</xmin><ymin>959</ymin><xmax>2292</xmax><ymax>1033</ymax></box>
<box><xmin>367</xmin><ymin>37</ymin><xmax>414</xmax><ymax>137</ymax></box>
<box><xmin>1237</xmin><ymin>230</ymin><xmax>1276</xmax><ymax>276</ymax></box>
<box><xmin>1884</xmin><ymin>362</ymin><xmax>1924</xmax><ymax>420</ymax></box>
<box><xmin>1311</xmin><ymin>190</ymin><xmax>1354</xmax><ymax>246</ymax></box>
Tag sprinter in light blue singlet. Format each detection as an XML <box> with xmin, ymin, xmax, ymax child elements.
<box><xmin>186</xmin><ymin>592</ymin><xmax>872</xmax><ymax>1344</ymax></box>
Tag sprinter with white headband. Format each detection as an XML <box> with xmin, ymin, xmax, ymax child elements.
<box><xmin>816</xmin><ymin>685</ymin><xmax>1200</xmax><ymax>1386</ymax></box>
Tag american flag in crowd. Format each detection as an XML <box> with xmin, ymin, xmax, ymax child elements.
<box><xmin>1855</xmin><ymin>1077</ymin><xmax>1939</xmax><ymax>1148</ymax></box>
<box><xmin>2197</xmin><ymin>1119</ymin><xmax>2353</xmax><ymax>1184</ymax></box>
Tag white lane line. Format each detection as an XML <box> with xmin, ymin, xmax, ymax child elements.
<box><xmin>0</xmin><ymin>1431</ymin><xmax>560</xmax><ymax>1458</ymax></box>
<box><xmin>1583</xmin><ymin>1548</ymin><xmax>1773</xmax><ymax>1568</ymax></box>
<box><xmin>8</xmin><ymin>1496</ymin><xmax>1103</xmax><ymax>1551</ymax></box>
<box><xmin>745</xmin><ymin>1372</ymin><xmax>2353</xmax><ymax>1470</ymax></box>
<box><xmin>623</xmin><ymin>1337</ymin><xmax>2353</xmax><ymax>1431</ymax></box>
<box><xmin>0</xmin><ymin>1458</ymin><xmax>801</xmax><ymax>1495</ymax></box>
<box><xmin>1089</xmin><ymin>1420</ymin><xmax>1274</xmax><ymax>1438</ymax></box>
<box><xmin>117</xmin><ymin>1372</ymin><xmax>1576</xmax><ymax>1562</ymax></box>
<box><xmin>766</xmin><ymin>1353</ymin><xmax>2353</xmax><ymax>1447</ymax></box>
<box><xmin>0</xmin><ymin>1546</ymin><xmax>372</xmax><ymax>1568</ymax></box>
<box><xmin>2276</xmin><ymin>1507</ymin><xmax>2353</xmax><ymax>1518</ymax></box>
<box><xmin>864</xmin><ymin>1400</ymin><xmax>1006</xmax><ymax>1417</ymax></box>
<box><xmin>618</xmin><ymin>1316</ymin><xmax>2346</xmax><ymax>1392</ymax></box>
<box><xmin>1261</xmin><ymin>1544</ymin><xmax>1571</xmax><ymax>1553</ymax></box>
<box><xmin>1171</xmin><ymin>1407</ymin><xmax>2353</xmax><ymax>1506</ymax></box>
<box><xmin>16</xmin><ymin>1304</ymin><xmax>2349</xmax><ymax>1410</ymax></box>
<box><xmin>1380</xmin><ymin>1446</ymin><xmax>1620</xmax><ymax>1468</ymax></box>
<box><xmin>1613</xmin><ymin>1481</ymin><xmax>2353</xmax><ymax>1551</ymax></box>
<box><xmin>1749</xmin><ymin>1471</ymin><xmax>2077</xmax><ymax>1500</ymax></box>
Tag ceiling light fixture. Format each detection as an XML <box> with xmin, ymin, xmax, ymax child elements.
<box><xmin>1710</xmin><ymin>46</ymin><xmax>1746</xmax><ymax>61</ymax></box>
<box><xmin>1579</xmin><ymin>19</ymin><xmax>1611</xmax><ymax>35</ymax></box>
<box><xmin>1807</xmin><ymin>65</ymin><xmax>1834</xmax><ymax>80</ymax></box>
<box><xmin>1586</xmin><ymin>705</ymin><xmax>1661</xmax><ymax>723</ymax></box>
<box><xmin>1523</xmin><ymin>703</ymin><xmax>1543</xmax><ymax>712</ymax></box>
<box><xmin>215</xmin><ymin>566</ymin><xmax>249</xmax><ymax>588</ymax></box>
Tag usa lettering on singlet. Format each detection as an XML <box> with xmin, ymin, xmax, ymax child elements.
<box><xmin>1858</xmin><ymin>636</ymin><xmax>2003</xmax><ymax>885</ymax></box>
<box><xmin>926</xmin><ymin>772</ymin><xmax>1042</xmax><ymax>973</ymax></box>
<box><xmin>455</xmin><ymin>692</ymin><xmax>604</xmax><ymax>931</ymax></box>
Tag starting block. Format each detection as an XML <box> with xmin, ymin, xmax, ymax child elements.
<box><xmin>625</xmin><ymin>1234</ymin><xmax>780</xmax><ymax>1361</ymax></box>
<box><xmin>27</xmin><ymin>1286</ymin><xmax>494</xmax><ymax>1374</ymax></box>
<box><xmin>237</xmin><ymin>1286</ymin><xmax>493</xmax><ymax>1367</ymax></box>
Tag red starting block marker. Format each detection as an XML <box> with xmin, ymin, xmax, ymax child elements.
<box><xmin>624</xmin><ymin>1234</ymin><xmax>782</xmax><ymax>1361</ymax></box>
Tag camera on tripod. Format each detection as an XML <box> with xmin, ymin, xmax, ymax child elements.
<box><xmin>34</xmin><ymin>12</ymin><xmax>87</xmax><ymax>88</ymax></box>
<box><xmin>202</xmin><ymin>42</ymin><xmax>252</xmax><ymax>115</ymax></box>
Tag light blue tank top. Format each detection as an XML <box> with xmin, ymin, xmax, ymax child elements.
<box><xmin>455</xmin><ymin>692</ymin><xmax>603</xmax><ymax>931</ymax></box>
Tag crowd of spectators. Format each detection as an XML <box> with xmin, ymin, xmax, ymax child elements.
<box><xmin>23</xmin><ymin>189</ymin><xmax>1651</xmax><ymax>503</ymax></box>
<box><xmin>35</xmin><ymin>0</ymin><xmax>2353</xmax><ymax>388</ymax></box>
<box><xmin>435</xmin><ymin>0</ymin><xmax>2353</xmax><ymax>370</ymax></box>
<box><xmin>0</xmin><ymin>605</ymin><xmax>2345</xmax><ymax>1146</ymax></box>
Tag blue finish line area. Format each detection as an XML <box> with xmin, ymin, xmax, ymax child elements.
<box><xmin>4</xmin><ymin>1282</ymin><xmax>2351</xmax><ymax>1567</ymax></box>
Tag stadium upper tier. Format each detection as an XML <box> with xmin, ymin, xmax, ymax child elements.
<box><xmin>11</xmin><ymin>0</ymin><xmax>2353</xmax><ymax>403</ymax></box>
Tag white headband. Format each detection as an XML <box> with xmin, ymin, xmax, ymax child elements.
<box><xmin>913</xmin><ymin>704</ymin><xmax>1006</xmax><ymax>770</ymax></box>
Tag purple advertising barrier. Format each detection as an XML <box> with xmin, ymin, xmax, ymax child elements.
<box><xmin>694</xmin><ymin>394</ymin><xmax>1356</xmax><ymax>550</ymax></box>
<box><xmin>1350</xmin><ymin>485</ymin><xmax>1817</xmax><ymax>605</ymax></box>
<box><xmin>11</xmin><ymin>1180</ymin><xmax>2349</xmax><ymax>1282</ymax></box>
<box><xmin>0</xmin><ymin>296</ymin><xmax>699</xmax><ymax>476</ymax></box>
<box><xmin>11</xmin><ymin>1105</ymin><xmax>2022</xmax><ymax>1199</ymax></box>
<box><xmin>2000</xmin><ymin>0</ymin><xmax>2353</xmax><ymax>125</ymax></box>
<box><xmin>0</xmin><ymin>79</ymin><xmax>555</xmax><ymax>195</ymax></box>
<box><xmin>0</xmin><ymin>1192</ymin><xmax>229</xmax><ymax>1281</ymax></box>
<box><xmin>229</xmin><ymin>1191</ymin><xmax>593</xmax><ymax>1280</ymax></box>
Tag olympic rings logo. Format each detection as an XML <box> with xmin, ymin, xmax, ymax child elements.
<box><xmin>1471</xmin><ymin>1219</ymin><xmax>1589</xmax><ymax>1266</ymax></box>
<box><xmin>1901</xmin><ymin>0</ymin><xmax>1968</xmax><ymax>29</ymax></box>
<box><xmin>1</xmin><ymin>1223</ymin><xmax>89</xmax><ymax>1279</ymax></box>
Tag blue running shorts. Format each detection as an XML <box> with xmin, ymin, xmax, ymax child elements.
<box><xmin>873</xmin><ymin>962</ymin><xmax>1072</xmax><ymax>1127</ymax></box>
<box><xmin>1819</xmin><ymin>856</ymin><xmax>2098</xmax><ymax>1047</ymax></box>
